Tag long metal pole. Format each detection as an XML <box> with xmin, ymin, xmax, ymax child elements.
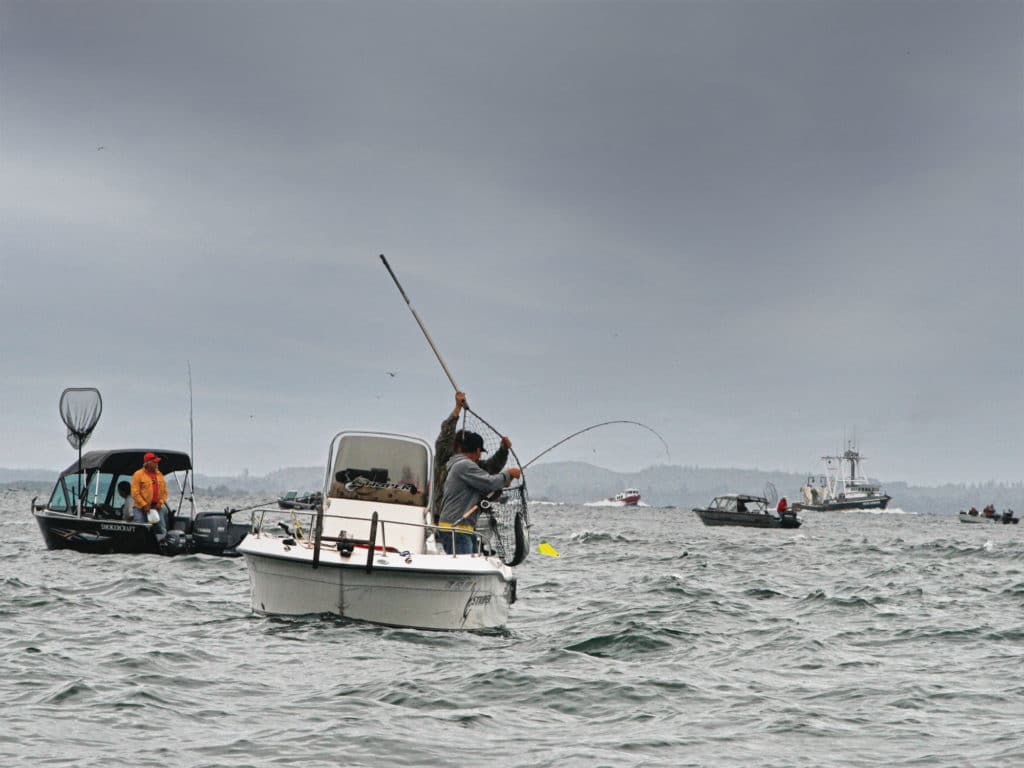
<box><xmin>379</xmin><ymin>254</ymin><xmax>460</xmax><ymax>392</ymax></box>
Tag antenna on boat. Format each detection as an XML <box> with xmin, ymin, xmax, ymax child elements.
<box><xmin>379</xmin><ymin>254</ymin><xmax>460</xmax><ymax>392</ymax></box>
<box><xmin>187</xmin><ymin>361</ymin><xmax>196</xmax><ymax>501</ymax></box>
<box><xmin>59</xmin><ymin>387</ymin><xmax>103</xmax><ymax>515</ymax></box>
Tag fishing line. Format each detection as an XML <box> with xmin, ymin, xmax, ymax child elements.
<box><xmin>522</xmin><ymin>420</ymin><xmax>672</xmax><ymax>469</ymax></box>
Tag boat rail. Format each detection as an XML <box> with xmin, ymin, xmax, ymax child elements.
<box><xmin>248</xmin><ymin>505</ymin><xmax>491</xmax><ymax>570</ymax></box>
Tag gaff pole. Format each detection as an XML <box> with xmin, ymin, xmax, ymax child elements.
<box><xmin>379</xmin><ymin>254</ymin><xmax>460</xmax><ymax>392</ymax></box>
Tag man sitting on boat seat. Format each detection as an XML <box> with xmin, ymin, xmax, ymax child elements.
<box><xmin>117</xmin><ymin>480</ymin><xmax>133</xmax><ymax>521</ymax></box>
<box><xmin>438</xmin><ymin>431</ymin><xmax>520</xmax><ymax>555</ymax></box>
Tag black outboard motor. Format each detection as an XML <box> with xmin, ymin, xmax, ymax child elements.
<box><xmin>159</xmin><ymin>529</ymin><xmax>194</xmax><ymax>556</ymax></box>
<box><xmin>192</xmin><ymin>511</ymin><xmax>231</xmax><ymax>554</ymax></box>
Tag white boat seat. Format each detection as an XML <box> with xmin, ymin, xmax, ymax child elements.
<box><xmin>322</xmin><ymin>497</ymin><xmax>427</xmax><ymax>554</ymax></box>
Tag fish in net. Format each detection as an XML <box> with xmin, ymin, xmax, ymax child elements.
<box><xmin>459</xmin><ymin>407</ymin><xmax>530</xmax><ymax>567</ymax></box>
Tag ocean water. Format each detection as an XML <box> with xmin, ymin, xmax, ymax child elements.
<box><xmin>2</xmin><ymin>488</ymin><xmax>1022</xmax><ymax>768</ymax></box>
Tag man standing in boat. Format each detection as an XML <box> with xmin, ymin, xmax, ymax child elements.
<box><xmin>131</xmin><ymin>452</ymin><xmax>169</xmax><ymax>535</ymax></box>
<box><xmin>438</xmin><ymin>431</ymin><xmax>520</xmax><ymax>554</ymax></box>
<box><xmin>430</xmin><ymin>391</ymin><xmax>511</xmax><ymax>525</ymax></box>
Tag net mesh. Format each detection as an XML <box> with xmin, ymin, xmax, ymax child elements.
<box><xmin>461</xmin><ymin>406</ymin><xmax>530</xmax><ymax>567</ymax></box>
<box><xmin>59</xmin><ymin>388</ymin><xmax>103</xmax><ymax>449</ymax></box>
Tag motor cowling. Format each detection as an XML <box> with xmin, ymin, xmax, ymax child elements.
<box><xmin>191</xmin><ymin>512</ymin><xmax>230</xmax><ymax>554</ymax></box>
<box><xmin>159</xmin><ymin>529</ymin><xmax>194</xmax><ymax>556</ymax></box>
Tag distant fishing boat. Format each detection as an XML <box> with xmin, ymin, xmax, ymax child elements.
<box><xmin>797</xmin><ymin>443</ymin><xmax>891</xmax><ymax>512</ymax></box>
<box><xmin>692</xmin><ymin>494</ymin><xmax>801</xmax><ymax>529</ymax></box>
<box><xmin>608</xmin><ymin>488</ymin><xmax>641</xmax><ymax>505</ymax></box>
<box><xmin>277</xmin><ymin>489</ymin><xmax>322</xmax><ymax>510</ymax></box>
<box><xmin>958</xmin><ymin>507</ymin><xmax>1018</xmax><ymax>524</ymax></box>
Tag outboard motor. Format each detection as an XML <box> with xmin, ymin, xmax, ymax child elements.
<box><xmin>192</xmin><ymin>511</ymin><xmax>231</xmax><ymax>554</ymax></box>
<box><xmin>159</xmin><ymin>529</ymin><xmax>194</xmax><ymax>556</ymax></box>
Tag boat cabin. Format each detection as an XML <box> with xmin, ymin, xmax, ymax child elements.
<box><xmin>322</xmin><ymin>432</ymin><xmax>431</xmax><ymax>554</ymax></box>
<box><xmin>41</xmin><ymin>449</ymin><xmax>192</xmax><ymax>519</ymax></box>
<box><xmin>705</xmin><ymin>494</ymin><xmax>772</xmax><ymax>515</ymax></box>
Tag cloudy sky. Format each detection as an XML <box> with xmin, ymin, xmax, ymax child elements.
<box><xmin>1</xmin><ymin>1</ymin><xmax>1021</xmax><ymax>485</ymax></box>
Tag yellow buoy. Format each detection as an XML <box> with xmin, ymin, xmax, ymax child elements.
<box><xmin>537</xmin><ymin>541</ymin><xmax>560</xmax><ymax>557</ymax></box>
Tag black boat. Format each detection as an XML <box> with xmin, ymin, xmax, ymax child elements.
<box><xmin>32</xmin><ymin>448</ymin><xmax>250</xmax><ymax>556</ymax></box>
<box><xmin>693</xmin><ymin>494</ymin><xmax>802</xmax><ymax>528</ymax></box>
<box><xmin>277</xmin><ymin>489</ymin><xmax>323</xmax><ymax>510</ymax></box>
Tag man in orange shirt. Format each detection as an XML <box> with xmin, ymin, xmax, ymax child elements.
<box><xmin>131</xmin><ymin>451</ymin><xmax>169</xmax><ymax>534</ymax></box>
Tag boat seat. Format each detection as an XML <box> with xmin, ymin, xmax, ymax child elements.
<box><xmin>328</xmin><ymin>470</ymin><xmax>425</xmax><ymax>507</ymax></box>
<box><xmin>322</xmin><ymin>497</ymin><xmax>427</xmax><ymax>554</ymax></box>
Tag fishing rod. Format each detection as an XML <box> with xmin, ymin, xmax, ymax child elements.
<box><xmin>522</xmin><ymin>420</ymin><xmax>672</xmax><ymax>469</ymax></box>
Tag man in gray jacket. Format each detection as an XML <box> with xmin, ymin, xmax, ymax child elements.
<box><xmin>429</xmin><ymin>391</ymin><xmax>510</xmax><ymax>525</ymax></box>
<box><xmin>438</xmin><ymin>431</ymin><xmax>521</xmax><ymax>555</ymax></box>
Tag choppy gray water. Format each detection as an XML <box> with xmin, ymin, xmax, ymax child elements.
<box><xmin>2</xmin><ymin>489</ymin><xmax>1022</xmax><ymax>767</ymax></box>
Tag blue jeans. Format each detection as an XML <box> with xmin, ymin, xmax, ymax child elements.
<box><xmin>133</xmin><ymin>507</ymin><xmax>167</xmax><ymax>535</ymax></box>
<box><xmin>437</xmin><ymin>527</ymin><xmax>475</xmax><ymax>555</ymax></box>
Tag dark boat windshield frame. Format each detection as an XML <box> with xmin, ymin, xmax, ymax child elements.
<box><xmin>47</xmin><ymin>449</ymin><xmax>196</xmax><ymax>519</ymax></box>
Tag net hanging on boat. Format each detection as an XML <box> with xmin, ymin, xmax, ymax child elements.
<box><xmin>59</xmin><ymin>387</ymin><xmax>103</xmax><ymax>450</ymax></box>
<box><xmin>460</xmin><ymin>406</ymin><xmax>530</xmax><ymax>567</ymax></box>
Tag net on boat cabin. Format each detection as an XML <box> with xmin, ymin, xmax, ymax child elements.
<box><xmin>460</xmin><ymin>407</ymin><xmax>530</xmax><ymax>567</ymax></box>
<box><xmin>59</xmin><ymin>387</ymin><xmax>103</xmax><ymax>449</ymax></box>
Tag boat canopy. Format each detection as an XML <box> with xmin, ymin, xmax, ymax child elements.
<box><xmin>58</xmin><ymin>449</ymin><xmax>192</xmax><ymax>478</ymax></box>
<box><xmin>707</xmin><ymin>494</ymin><xmax>769</xmax><ymax>511</ymax></box>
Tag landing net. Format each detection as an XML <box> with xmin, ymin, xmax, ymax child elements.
<box><xmin>59</xmin><ymin>387</ymin><xmax>103</xmax><ymax>449</ymax></box>
<box><xmin>461</xmin><ymin>406</ymin><xmax>530</xmax><ymax>567</ymax></box>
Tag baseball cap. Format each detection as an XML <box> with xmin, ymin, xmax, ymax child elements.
<box><xmin>458</xmin><ymin>431</ymin><xmax>487</xmax><ymax>454</ymax></box>
<box><xmin>143</xmin><ymin>452</ymin><xmax>162</xmax><ymax>463</ymax></box>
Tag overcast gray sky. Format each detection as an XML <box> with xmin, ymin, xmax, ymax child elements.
<box><xmin>1</xmin><ymin>1</ymin><xmax>1021</xmax><ymax>485</ymax></box>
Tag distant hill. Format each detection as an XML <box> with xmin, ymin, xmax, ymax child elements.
<box><xmin>3</xmin><ymin>462</ymin><xmax>1021</xmax><ymax>513</ymax></box>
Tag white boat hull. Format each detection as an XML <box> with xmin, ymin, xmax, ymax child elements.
<box><xmin>238</xmin><ymin>535</ymin><xmax>515</xmax><ymax>631</ymax></box>
<box><xmin>958</xmin><ymin>513</ymin><xmax>988</xmax><ymax>524</ymax></box>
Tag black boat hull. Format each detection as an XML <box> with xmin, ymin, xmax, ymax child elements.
<box><xmin>795</xmin><ymin>495</ymin><xmax>891</xmax><ymax>512</ymax></box>
<box><xmin>33</xmin><ymin>510</ymin><xmax>249</xmax><ymax>556</ymax></box>
<box><xmin>693</xmin><ymin>509</ymin><xmax>801</xmax><ymax>529</ymax></box>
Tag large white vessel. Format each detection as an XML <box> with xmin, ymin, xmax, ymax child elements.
<box><xmin>798</xmin><ymin>443</ymin><xmax>891</xmax><ymax>512</ymax></box>
<box><xmin>237</xmin><ymin>430</ymin><xmax>528</xmax><ymax>631</ymax></box>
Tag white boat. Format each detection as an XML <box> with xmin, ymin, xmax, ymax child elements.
<box><xmin>237</xmin><ymin>430</ymin><xmax>527</xmax><ymax>630</ymax></box>
<box><xmin>797</xmin><ymin>443</ymin><xmax>891</xmax><ymax>512</ymax></box>
<box><xmin>958</xmin><ymin>512</ymin><xmax>987</xmax><ymax>524</ymax></box>
<box><xmin>958</xmin><ymin>509</ymin><xmax>1019</xmax><ymax>525</ymax></box>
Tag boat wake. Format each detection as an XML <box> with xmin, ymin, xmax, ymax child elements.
<box><xmin>583</xmin><ymin>499</ymin><xmax>651</xmax><ymax>508</ymax></box>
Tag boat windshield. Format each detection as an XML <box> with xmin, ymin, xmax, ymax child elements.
<box><xmin>48</xmin><ymin>470</ymin><xmax>186</xmax><ymax>512</ymax></box>
<box><xmin>328</xmin><ymin>435</ymin><xmax>429</xmax><ymax>507</ymax></box>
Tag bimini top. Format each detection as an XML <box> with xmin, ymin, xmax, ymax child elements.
<box><xmin>58</xmin><ymin>449</ymin><xmax>192</xmax><ymax>477</ymax></box>
<box><xmin>700</xmin><ymin>494</ymin><xmax>771</xmax><ymax>512</ymax></box>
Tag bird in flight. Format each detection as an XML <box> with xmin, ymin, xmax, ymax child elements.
<box><xmin>96</xmin><ymin>146</ymin><xmax>105</xmax><ymax>151</ymax></box>
<box><xmin>385</xmin><ymin>371</ymin><xmax>397</xmax><ymax>377</ymax></box>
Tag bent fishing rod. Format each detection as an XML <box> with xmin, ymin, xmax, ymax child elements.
<box><xmin>521</xmin><ymin>420</ymin><xmax>672</xmax><ymax>469</ymax></box>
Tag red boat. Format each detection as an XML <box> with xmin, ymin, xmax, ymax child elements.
<box><xmin>608</xmin><ymin>488</ymin><xmax>641</xmax><ymax>505</ymax></box>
